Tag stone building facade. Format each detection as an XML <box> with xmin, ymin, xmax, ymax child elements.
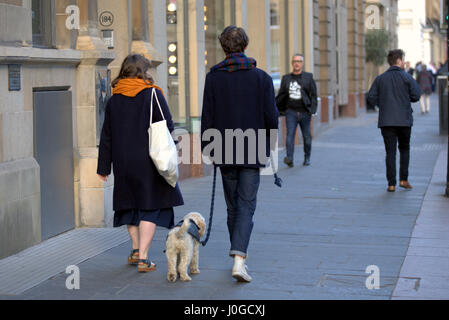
<box><xmin>0</xmin><ymin>0</ymin><xmax>371</xmax><ymax>258</ymax></box>
<box><xmin>313</xmin><ymin>0</ymin><xmax>367</xmax><ymax>121</ymax></box>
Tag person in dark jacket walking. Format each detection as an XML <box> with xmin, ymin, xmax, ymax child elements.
<box><xmin>97</xmin><ymin>54</ymin><xmax>184</xmax><ymax>273</ymax></box>
<box><xmin>367</xmin><ymin>49</ymin><xmax>422</xmax><ymax>192</ymax></box>
<box><xmin>201</xmin><ymin>26</ymin><xmax>279</xmax><ymax>282</ymax></box>
<box><xmin>417</xmin><ymin>64</ymin><xmax>433</xmax><ymax>114</ymax></box>
<box><xmin>275</xmin><ymin>54</ymin><xmax>317</xmax><ymax>167</ymax></box>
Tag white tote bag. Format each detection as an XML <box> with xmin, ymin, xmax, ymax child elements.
<box><xmin>148</xmin><ymin>88</ymin><xmax>179</xmax><ymax>188</ymax></box>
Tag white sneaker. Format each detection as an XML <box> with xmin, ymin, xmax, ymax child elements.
<box><xmin>232</xmin><ymin>256</ymin><xmax>252</xmax><ymax>282</ymax></box>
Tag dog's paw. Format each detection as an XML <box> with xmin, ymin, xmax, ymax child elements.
<box><xmin>180</xmin><ymin>274</ymin><xmax>192</xmax><ymax>282</ymax></box>
<box><xmin>190</xmin><ymin>268</ymin><xmax>200</xmax><ymax>275</ymax></box>
<box><xmin>167</xmin><ymin>273</ymin><xmax>177</xmax><ymax>282</ymax></box>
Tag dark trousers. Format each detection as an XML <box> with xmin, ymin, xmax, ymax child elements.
<box><xmin>220</xmin><ymin>166</ymin><xmax>260</xmax><ymax>258</ymax></box>
<box><xmin>381</xmin><ymin>126</ymin><xmax>412</xmax><ymax>186</ymax></box>
<box><xmin>285</xmin><ymin>109</ymin><xmax>312</xmax><ymax>161</ymax></box>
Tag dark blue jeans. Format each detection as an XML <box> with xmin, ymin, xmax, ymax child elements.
<box><xmin>285</xmin><ymin>109</ymin><xmax>312</xmax><ymax>161</ymax></box>
<box><xmin>220</xmin><ymin>166</ymin><xmax>260</xmax><ymax>258</ymax></box>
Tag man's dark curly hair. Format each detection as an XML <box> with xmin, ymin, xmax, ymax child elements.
<box><xmin>219</xmin><ymin>25</ymin><xmax>249</xmax><ymax>55</ymax></box>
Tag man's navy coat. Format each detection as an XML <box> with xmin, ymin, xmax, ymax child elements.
<box><xmin>367</xmin><ymin>66</ymin><xmax>422</xmax><ymax>128</ymax></box>
<box><xmin>201</xmin><ymin>67</ymin><xmax>280</xmax><ymax>168</ymax></box>
<box><xmin>97</xmin><ymin>88</ymin><xmax>184</xmax><ymax>212</ymax></box>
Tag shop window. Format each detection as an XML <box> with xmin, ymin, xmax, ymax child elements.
<box><xmin>204</xmin><ymin>0</ymin><xmax>235</xmax><ymax>72</ymax></box>
<box><xmin>204</xmin><ymin>0</ymin><xmax>225</xmax><ymax>72</ymax></box>
<box><xmin>166</xmin><ymin>0</ymin><xmax>189</xmax><ymax>128</ymax></box>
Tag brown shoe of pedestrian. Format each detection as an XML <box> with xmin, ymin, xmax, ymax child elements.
<box><xmin>387</xmin><ymin>186</ymin><xmax>396</xmax><ymax>192</ymax></box>
<box><xmin>399</xmin><ymin>181</ymin><xmax>413</xmax><ymax>189</ymax></box>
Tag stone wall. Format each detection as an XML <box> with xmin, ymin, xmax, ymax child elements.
<box><xmin>0</xmin><ymin>46</ymin><xmax>80</xmax><ymax>258</ymax></box>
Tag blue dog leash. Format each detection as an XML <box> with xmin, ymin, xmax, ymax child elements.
<box><xmin>200</xmin><ymin>165</ymin><xmax>217</xmax><ymax>246</ymax></box>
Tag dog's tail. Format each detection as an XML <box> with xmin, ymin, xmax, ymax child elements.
<box><xmin>175</xmin><ymin>220</ymin><xmax>189</xmax><ymax>239</ymax></box>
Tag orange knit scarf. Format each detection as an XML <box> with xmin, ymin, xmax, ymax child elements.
<box><xmin>112</xmin><ymin>78</ymin><xmax>164</xmax><ymax>97</ymax></box>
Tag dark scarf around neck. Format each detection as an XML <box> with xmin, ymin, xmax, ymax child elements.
<box><xmin>210</xmin><ymin>52</ymin><xmax>257</xmax><ymax>73</ymax></box>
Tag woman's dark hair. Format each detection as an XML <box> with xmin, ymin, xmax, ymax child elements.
<box><xmin>387</xmin><ymin>49</ymin><xmax>405</xmax><ymax>66</ymax></box>
<box><xmin>112</xmin><ymin>54</ymin><xmax>154</xmax><ymax>87</ymax></box>
<box><xmin>219</xmin><ymin>25</ymin><xmax>249</xmax><ymax>55</ymax></box>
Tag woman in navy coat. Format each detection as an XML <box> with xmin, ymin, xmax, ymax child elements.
<box><xmin>97</xmin><ymin>54</ymin><xmax>184</xmax><ymax>272</ymax></box>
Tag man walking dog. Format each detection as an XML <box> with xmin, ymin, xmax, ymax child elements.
<box><xmin>276</xmin><ymin>53</ymin><xmax>317</xmax><ymax>167</ymax></box>
<box><xmin>201</xmin><ymin>26</ymin><xmax>279</xmax><ymax>282</ymax></box>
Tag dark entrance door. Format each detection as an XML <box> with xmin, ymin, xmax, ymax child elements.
<box><xmin>34</xmin><ymin>90</ymin><xmax>75</xmax><ymax>240</ymax></box>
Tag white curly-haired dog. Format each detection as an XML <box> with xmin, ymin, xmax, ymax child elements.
<box><xmin>165</xmin><ymin>212</ymin><xmax>206</xmax><ymax>282</ymax></box>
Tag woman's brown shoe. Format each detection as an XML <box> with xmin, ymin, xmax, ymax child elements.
<box><xmin>387</xmin><ymin>186</ymin><xmax>396</xmax><ymax>192</ymax></box>
<box><xmin>399</xmin><ymin>181</ymin><xmax>413</xmax><ymax>189</ymax></box>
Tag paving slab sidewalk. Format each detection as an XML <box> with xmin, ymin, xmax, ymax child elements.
<box><xmin>392</xmin><ymin>150</ymin><xmax>449</xmax><ymax>300</ymax></box>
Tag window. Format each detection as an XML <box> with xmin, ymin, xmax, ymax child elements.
<box><xmin>204</xmin><ymin>0</ymin><xmax>236</xmax><ymax>72</ymax></box>
<box><xmin>32</xmin><ymin>0</ymin><xmax>55</xmax><ymax>48</ymax></box>
<box><xmin>204</xmin><ymin>0</ymin><xmax>227</xmax><ymax>72</ymax></box>
<box><xmin>270</xmin><ymin>1</ymin><xmax>280</xmax><ymax>27</ymax></box>
<box><xmin>166</xmin><ymin>0</ymin><xmax>189</xmax><ymax>128</ymax></box>
<box><xmin>270</xmin><ymin>0</ymin><xmax>281</xmax><ymax>74</ymax></box>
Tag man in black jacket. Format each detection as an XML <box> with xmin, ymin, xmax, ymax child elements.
<box><xmin>276</xmin><ymin>54</ymin><xmax>317</xmax><ymax>167</ymax></box>
<box><xmin>367</xmin><ymin>49</ymin><xmax>422</xmax><ymax>192</ymax></box>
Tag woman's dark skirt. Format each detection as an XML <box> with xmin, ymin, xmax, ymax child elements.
<box><xmin>114</xmin><ymin>208</ymin><xmax>175</xmax><ymax>229</ymax></box>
